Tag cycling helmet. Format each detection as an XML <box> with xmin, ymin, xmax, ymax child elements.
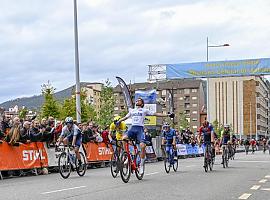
<box><xmin>113</xmin><ymin>116</ymin><xmax>121</xmax><ymax>125</ymax></box>
<box><xmin>203</xmin><ymin>120</ymin><xmax>209</xmax><ymax>127</ymax></box>
<box><xmin>65</xmin><ymin>117</ymin><xmax>73</xmax><ymax>124</ymax></box>
<box><xmin>224</xmin><ymin>124</ymin><xmax>230</xmax><ymax>128</ymax></box>
<box><xmin>163</xmin><ymin>122</ymin><xmax>170</xmax><ymax>127</ymax></box>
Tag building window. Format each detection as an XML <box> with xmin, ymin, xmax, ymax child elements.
<box><xmin>191</xmin><ymin>89</ymin><xmax>197</xmax><ymax>93</ymax></box>
<box><xmin>192</xmin><ymin>126</ymin><xmax>198</xmax><ymax>130</ymax></box>
<box><xmin>192</xmin><ymin>111</ymin><xmax>198</xmax><ymax>114</ymax></box>
<box><xmin>192</xmin><ymin>118</ymin><xmax>197</xmax><ymax>121</ymax></box>
<box><xmin>184</xmin><ymin>89</ymin><xmax>190</xmax><ymax>94</ymax></box>
<box><xmin>114</xmin><ymin>107</ymin><xmax>119</xmax><ymax>111</ymax></box>
<box><xmin>162</xmin><ymin>90</ymin><xmax>166</xmax><ymax>96</ymax></box>
<box><xmin>192</xmin><ymin>104</ymin><xmax>197</xmax><ymax>107</ymax></box>
<box><xmin>179</xmin><ymin>89</ymin><xmax>184</xmax><ymax>94</ymax></box>
<box><xmin>179</xmin><ymin>97</ymin><xmax>183</xmax><ymax>100</ymax></box>
<box><xmin>192</xmin><ymin>96</ymin><xmax>197</xmax><ymax>100</ymax></box>
<box><xmin>120</xmin><ymin>106</ymin><xmax>125</xmax><ymax>110</ymax></box>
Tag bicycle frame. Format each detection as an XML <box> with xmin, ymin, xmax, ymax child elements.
<box><xmin>125</xmin><ymin>140</ymin><xmax>139</xmax><ymax>171</ymax></box>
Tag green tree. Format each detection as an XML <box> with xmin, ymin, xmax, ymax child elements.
<box><xmin>178</xmin><ymin>112</ymin><xmax>190</xmax><ymax>131</ymax></box>
<box><xmin>19</xmin><ymin>107</ymin><xmax>28</xmax><ymax>120</ymax></box>
<box><xmin>98</xmin><ymin>79</ymin><xmax>115</xmax><ymax>128</ymax></box>
<box><xmin>61</xmin><ymin>89</ymin><xmax>97</xmax><ymax>122</ymax></box>
<box><xmin>212</xmin><ymin>119</ymin><xmax>223</xmax><ymax>138</ymax></box>
<box><xmin>41</xmin><ymin>81</ymin><xmax>60</xmax><ymax>118</ymax></box>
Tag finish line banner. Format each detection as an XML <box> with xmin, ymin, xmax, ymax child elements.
<box><xmin>165</xmin><ymin>58</ymin><xmax>270</xmax><ymax>78</ymax></box>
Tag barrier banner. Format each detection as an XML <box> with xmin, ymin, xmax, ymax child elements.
<box><xmin>176</xmin><ymin>144</ymin><xmax>187</xmax><ymax>156</ymax></box>
<box><xmin>45</xmin><ymin>145</ymin><xmax>86</xmax><ymax>167</ymax></box>
<box><xmin>0</xmin><ymin>142</ymin><xmax>48</xmax><ymax>170</ymax></box>
<box><xmin>186</xmin><ymin>144</ymin><xmax>193</xmax><ymax>155</ymax></box>
<box><xmin>146</xmin><ymin>146</ymin><xmax>157</xmax><ymax>160</ymax></box>
<box><xmin>83</xmin><ymin>142</ymin><xmax>113</xmax><ymax>162</ymax></box>
<box><xmin>198</xmin><ymin>146</ymin><xmax>204</xmax><ymax>154</ymax></box>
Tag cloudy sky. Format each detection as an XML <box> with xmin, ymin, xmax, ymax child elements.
<box><xmin>0</xmin><ymin>0</ymin><xmax>270</xmax><ymax>103</ymax></box>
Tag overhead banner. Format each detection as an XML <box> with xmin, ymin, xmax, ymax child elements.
<box><xmin>165</xmin><ymin>58</ymin><xmax>270</xmax><ymax>78</ymax></box>
<box><xmin>135</xmin><ymin>90</ymin><xmax>157</xmax><ymax>104</ymax></box>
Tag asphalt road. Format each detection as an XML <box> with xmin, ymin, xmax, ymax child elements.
<box><xmin>1</xmin><ymin>151</ymin><xmax>270</xmax><ymax>200</ymax></box>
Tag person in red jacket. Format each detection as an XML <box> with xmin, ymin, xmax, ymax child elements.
<box><xmin>101</xmin><ymin>126</ymin><xmax>110</xmax><ymax>144</ymax></box>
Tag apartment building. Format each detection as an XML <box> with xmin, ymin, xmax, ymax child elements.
<box><xmin>208</xmin><ymin>76</ymin><xmax>270</xmax><ymax>138</ymax></box>
<box><xmin>114</xmin><ymin>79</ymin><xmax>206</xmax><ymax>132</ymax></box>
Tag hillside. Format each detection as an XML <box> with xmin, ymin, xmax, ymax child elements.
<box><xmin>0</xmin><ymin>82</ymin><xmax>92</xmax><ymax>110</ymax></box>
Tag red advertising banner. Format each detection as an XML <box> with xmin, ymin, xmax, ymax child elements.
<box><xmin>0</xmin><ymin>142</ymin><xmax>48</xmax><ymax>170</ymax></box>
<box><xmin>83</xmin><ymin>142</ymin><xmax>113</xmax><ymax>162</ymax></box>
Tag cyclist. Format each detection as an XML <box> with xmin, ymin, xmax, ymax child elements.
<box><xmin>220</xmin><ymin>124</ymin><xmax>232</xmax><ymax>164</ymax></box>
<box><xmin>262</xmin><ymin>138</ymin><xmax>267</xmax><ymax>153</ymax></box>
<box><xmin>108</xmin><ymin>116</ymin><xmax>127</xmax><ymax>145</ymax></box>
<box><xmin>117</xmin><ymin>97</ymin><xmax>174</xmax><ymax>174</ymax></box>
<box><xmin>198</xmin><ymin>120</ymin><xmax>215</xmax><ymax>168</ymax></box>
<box><xmin>250</xmin><ymin>139</ymin><xmax>256</xmax><ymax>154</ymax></box>
<box><xmin>161</xmin><ymin>122</ymin><xmax>176</xmax><ymax>165</ymax></box>
<box><xmin>244</xmin><ymin>138</ymin><xmax>250</xmax><ymax>154</ymax></box>
<box><xmin>57</xmin><ymin>117</ymin><xmax>82</xmax><ymax>166</ymax></box>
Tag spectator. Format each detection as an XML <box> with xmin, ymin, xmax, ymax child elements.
<box><xmin>20</xmin><ymin>121</ymin><xmax>31</xmax><ymax>143</ymax></box>
<box><xmin>5</xmin><ymin>117</ymin><xmax>21</xmax><ymax>145</ymax></box>
<box><xmin>92</xmin><ymin>125</ymin><xmax>103</xmax><ymax>143</ymax></box>
<box><xmin>1</xmin><ymin>116</ymin><xmax>11</xmax><ymax>136</ymax></box>
<box><xmin>30</xmin><ymin>120</ymin><xmax>44</xmax><ymax>142</ymax></box>
<box><xmin>101</xmin><ymin>126</ymin><xmax>110</xmax><ymax>144</ymax></box>
<box><xmin>82</xmin><ymin>121</ymin><xmax>95</xmax><ymax>143</ymax></box>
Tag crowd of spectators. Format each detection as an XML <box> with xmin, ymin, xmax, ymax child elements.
<box><xmin>0</xmin><ymin>115</ymin><xmax>111</xmax><ymax>147</ymax></box>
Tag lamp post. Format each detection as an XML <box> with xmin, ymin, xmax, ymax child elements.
<box><xmin>206</xmin><ymin>37</ymin><xmax>230</xmax><ymax>62</ymax></box>
<box><xmin>73</xmin><ymin>0</ymin><xmax>81</xmax><ymax>123</ymax></box>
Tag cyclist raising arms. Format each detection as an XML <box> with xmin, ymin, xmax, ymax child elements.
<box><xmin>57</xmin><ymin>117</ymin><xmax>82</xmax><ymax>166</ymax></box>
<box><xmin>117</xmin><ymin>97</ymin><xmax>174</xmax><ymax>174</ymax></box>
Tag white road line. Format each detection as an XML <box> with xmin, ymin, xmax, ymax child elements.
<box><xmin>238</xmin><ymin>193</ymin><xmax>252</xmax><ymax>199</ymax></box>
<box><xmin>145</xmin><ymin>172</ymin><xmax>159</xmax><ymax>176</ymax></box>
<box><xmin>250</xmin><ymin>185</ymin><xmax>261</xmax><ymax>190</ymax></box>
<box><xmin>234</xmin><ymin>161</ymin><xmax>270</xmax><ymax>163</ymax></box>
<box><xmin>265</xmin><ymin>175</ymin><xmax>270</xmax><ymax>178</ymax></box>
<box><xmin>185</xmin><ymin>165</ymin><xmax>196</xmax><ymax>168</ymax></box>
<box><xmin>261</xmin><ymin>188</ymin><xmax>270</xmax><ymax>191</ymax></box>
<box><xmin>41</xmin><ymin>186</ymin><xmax>87</xmax><ymax>195</ymax></box>
<box><xmin>259</xmin><ymin>179</ymin><xmax>267</xmax><ymax>183</ymax></box>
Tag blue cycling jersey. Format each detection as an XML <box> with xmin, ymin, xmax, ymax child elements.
<box><xmin>162</xmin><ymin>129</ymin><xmax>176</xmax><ymax>145</ymax></box>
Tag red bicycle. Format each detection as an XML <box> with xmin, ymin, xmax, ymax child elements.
<box><xmin>120</xmin><ymin>139</ymin><xmax>145</xmax><ymax>183</ymax></box>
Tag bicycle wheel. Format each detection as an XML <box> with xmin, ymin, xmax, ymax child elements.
<box><xmin>110</xmin><ymin>152</ymin><xmax>119</xmax><ymax>178</ymax></box>
<box><xmin>204</xmin><ymin>156</ymin><xmax>208</xmax><ymax>172</ymax></box>
<box><xmin>58</xmin><ymin>152</ymin><xmax>71</xmax><ymax>179</ymax></box>
<box><xmin>120</xmin><ymin>151</ymin><xmax>131</xmax><ymax>183</ymax></box>
<box><xmin>173</xmin><ymin>155</ymin><xmax>178</xmax><ymax>172</ymax></box>
<box><xmin>164</xmin><ymin>152</ymin><xmax>171</xmax><ymax>173</ymax></box>
<box><xmin>225</xmin><ymin>151</ymin><xmax>229</xmax><ymax>168</ymax></box>
<box><xmin>76</xmin><ymin>152</ymin><xmax>87</xmax><ymax>177</ymax></box>
<box><xmin>135</xmin><ymin>151</ymin><xmax>144</xmax><ymax>180</ymax></box>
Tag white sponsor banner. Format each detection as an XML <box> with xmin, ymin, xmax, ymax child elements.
<box><xmin>176</xmin><ymin>144</ymin><xmax>187</xmax><ymax>156</ymax></box>
<box><xmin>144</xmin><ymin>104</ymin><xmax>157</xmax><ymax>113</ymax></box>
<box><xmin>198</xmin><ymin>146</ymin><xmax>204</xmax><ymax>154</ymax></box>
<box><xmin>45</xmin><ymin>144</ymin><xmax>85</xmax><ymax>167</ymax></box>
<box><xmin>146</xmin><ymin>146</ymin><xmax>155</xmax><ymax>154</ymax></box>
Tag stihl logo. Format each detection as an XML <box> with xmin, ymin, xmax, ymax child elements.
<box><xmin>98</xmin><ymin>147</ymin><xmax>112</xmax><ymax>155</ymax></box>
<box><xmin>22</xmin><ymin>150</ymin><xmax>46</xmax><ymax>161</ymax></box>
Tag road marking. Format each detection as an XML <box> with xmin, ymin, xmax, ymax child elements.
<box><xmin>238</xmin><ymin>193</ymin><xmax>252</xmax><ymax>199</ymax></box>
<box><xmin>145</xmin><ymin>172</ymin><xmax>159</xmax><ymax>176</ymax></box>
<box><xmin>185</xmin><ymin>165</ymin><xmax>196</xmax><ymax>168</ymax></box>
<box><xmin>250</xmin><ymin>185</ymin><xmax>261</xmax><ymax>190</ymax></box>
<box><xmin>261</xmin><ymin>188</ymin><xmax>270</xmax><ymax>191</ymax></box>
<box><xmin>259</xmin><ymin>179</ymin><xmax>267</xmax><ymax>183</ymax></box>
<box><xmin>265</xmin><ymin>175</ymin><xmax>270</xmax><ymax>178</ymax></box>
<box><xmin>41</xmin><ymin>186</ymin><xmax>87</xmax><ymax>195</ymax></box>
<box><xmin>234</xmin><ymin>161</ymin><xmax>270</xmax><ymax>163</ymax></box>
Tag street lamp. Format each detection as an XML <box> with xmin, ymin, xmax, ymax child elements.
<box><xmin>73</xmin><ymin>0</ymin><xmax>81</xmax><ymax>123</ymax></box>
<box><xmin>207</xmin><ymin>37</ymin><xmax>230</xmax><ymax>62</ymax></box>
